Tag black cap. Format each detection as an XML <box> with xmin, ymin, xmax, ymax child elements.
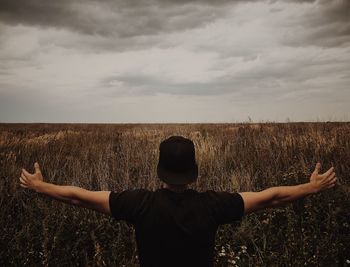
<box><xmin>157</xmin><ymin>136</ymin><xmax>198</xmax><ymax>185</ymax></box>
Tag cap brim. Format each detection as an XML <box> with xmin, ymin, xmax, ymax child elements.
<box><xmin>157</xmin><ymin>163</ymin><xmax>198</xmax><ymax>185</ymax></box>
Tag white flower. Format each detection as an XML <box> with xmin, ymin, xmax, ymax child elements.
<box><xmin>228</xmin><ymin>259</ymin><xmax>236</xmax><ymax>264</ymax></box>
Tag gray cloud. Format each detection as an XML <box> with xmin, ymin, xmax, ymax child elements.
<box><xmin>0</xmin><ymin>1</ymin><xmax>321</xmax><ymax>37</ymax></box>
<box><xmin>101</xmin><ymin>73</ymin><xmax>240</xmax><ymax>96</ymax></box>
<box><xmin>0</xmin><ymin>0</ymin><xmax>231</xmax><ymax>37</ymax></box>
<box><xmin>280</xmin><ymin>0</ymin><xmax>350</xmax><ymax>47</ymax></box>
<box><xmin>0</xmin><ymin>0</ymin><xmax>234</xmax><ymax>55</ymax></box>
<box><xmin>1</xmin><ymin>0</ymin><xmax>347</xmax><ymax>53</ymax></box>
<box><xmin>99</xmin><ymin>44</ymin><xmax>350</xmax><ymax>99</ymax></box>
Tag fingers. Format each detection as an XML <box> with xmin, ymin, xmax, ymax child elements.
<box><xmin>20</xmin><ymin>176</ymin><xmax>27</xmax><ymax>185</ymax></box>
<box><xmin>21</xmin><ymin>173</ymin><xmax>28</xmax><ymax>182</ymax></box>
<box><xmin>19</xmin><ymin>174</ymin><xmax>29</xmax><ymax>188</ymax></box>
<box><xmin>327</xmin><ymin>172</ymin><xmax>336</xmax><ymax>181</ymax></box>
<box><xmin>326</xmin><ymin>183</ymin><xmax>335</xmax><ymax>189</ymax></box>
<box><xmin>313</xmin><ymin>162</ymin><xmax>321</xmax><ymax>175</ymax></box>
<box><xmin>323</xmin><ymin>166</ymin><xmax>334</xmax><ymax>177</ymax></box>
<box><xmin>326</xmin><ymin>178</ymin><xmax>337</xmax><ymax>188</ymax></box>
<box><xmin>325</xmin><ymin>176</ymin><xmax>337</xmax><ymax>189</ymax></box>
<box><xmin>330</xmin><ymin>178</ymin><xmax>337</xmax><ymax>185</ymax></box>
<box><xmin>328</xmin><ymin>175</ymin><xmax>337</xmax><ymax>183</ymax></box>
<box><xmin>34</xmin><ymin>162</ymin><xmax>41</xmax><ymax>174</ymax></box>
<box><xmin>22</xmin><ymin>168</ymin><xmax>32</xmax><ymax>177</ymax></box>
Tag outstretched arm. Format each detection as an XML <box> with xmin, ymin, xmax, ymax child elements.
<box><xmin>239</xmin><ymin>163</ymin><xmax>337</xmax><ymax>215</ymax></box>
<box><xmin>19</xmin><ymin>162</ymin><xmax>111</xmax><ymax>215</ymax></box>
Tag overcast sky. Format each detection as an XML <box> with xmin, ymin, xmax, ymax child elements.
<box><xmin>0</xmin><ymin>0</ymin><xmax>349</xmax><ymax>123</ymax></box>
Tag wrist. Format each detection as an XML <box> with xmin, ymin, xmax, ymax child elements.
<box><xmin>305</xmin><ymin>182</ymin><xmax>319</xmax><ymax>194</ymax></box>
<box><xmin>33</xmin><ymin>180</ymin><xmax>47</xmax><ymax>193</ymax></box>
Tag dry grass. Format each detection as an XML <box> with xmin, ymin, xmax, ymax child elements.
<box><xmin>0</xmin><ymin>122</ymin><xmax>349</xmax><ymax>266</ymax></box>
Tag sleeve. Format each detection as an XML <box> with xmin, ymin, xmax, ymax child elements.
<box><xmin>207</xmin><ymin>191</ymin><xmax>245</xmax><ymax>225</ymax></box>
<box><xmin>109</xmin><ymin>189</ymin><xmax>150</xmax><ymax>223</ymax></box>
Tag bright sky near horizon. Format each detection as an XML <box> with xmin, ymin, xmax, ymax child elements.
<box><xmin>0</xmin><ymin>0</ymin><xmax>349</xmax><ymax>123</ymax></box>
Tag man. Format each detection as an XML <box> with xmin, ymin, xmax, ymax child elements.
<box><xmin>19</xmin><ymin>135</ymin><xmax>337</xmax><ymax>267</ymax></box>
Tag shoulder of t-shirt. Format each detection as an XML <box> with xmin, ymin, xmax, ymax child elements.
<box><xmin>111</xmin><ymin>188</ymin><xmax>152</xmax><ymax>192</ymax></box>
<box><xmin>109</xmin><ymin>188</ymin><xmax>155</xmax><ymax>205</ymax></box>
<box><xmin>206</xmin><ymin>190</ymin><xmax>244</xmax><ymax>202</ymax></box>
<box><xmin>110</xmin><ymin>188</ymin><xmax>153</xmax><ymax>197</ymax></box>
<box><xmin>108</xmin><ymin>188</ymin><xmax>155</xmax><ymax>221</ymax></box>
<box><xmin>199</xmin><ymin>189</ymin><xmax>241</xmax><ymax>196</ymax></box>
<box><xmin>199</xmin><ymin>190</ymin><xmax>245</xmax><ymax>213</ymax></box>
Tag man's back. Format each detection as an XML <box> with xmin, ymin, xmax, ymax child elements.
<box><xmin>109</xmin><ymin>188</ymin><xmax>245</xmax><ymax>267</ymax></box>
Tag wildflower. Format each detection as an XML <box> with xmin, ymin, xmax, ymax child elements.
<box><xmin>228</xmin><ymin>259</ymin><xmax>236</xmax><ymax>264</ymax></box>
<box><xmin>346</xmin><ymin>259</ymin><xmax>350</xmax><ymax>264</ymax></box>
<box><xmin>262</xmin><ymin>219</ymin><xmax>269</xmax><ymax>224</ymax></box>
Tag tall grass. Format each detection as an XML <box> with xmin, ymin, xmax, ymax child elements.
<box><xmin>0</xmin><ymin>123</ymin><xmax>349</xmax><ymax>266</ymax></box>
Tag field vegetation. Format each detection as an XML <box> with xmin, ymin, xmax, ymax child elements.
<box><xmin>0</xmin><ymin>122</ymin><xmax>349</xmax><ymax>266</ymax></box>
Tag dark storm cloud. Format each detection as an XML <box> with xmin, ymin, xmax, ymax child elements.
<box><xmin>0</xmin><ymin>0</ymin><xmax>317</xmax><ymax>37</ymax></box>
<box><xmin>1</xmin><ymin>0</ymin><xmax>348</xmax><ymax>52</ymax></box>
<box><xmin>311</xmin><ymin>0</ymin><xmax>350</xmax><ymax>46</ymax></box>
<box><xmin>0</xmin><ymin>0</ymin><xmax>232</xmax><ymax>37</ymax></box>
<box><xmin>281</xmin><ymin>0</ymin><xmax>350</xmax><ymax>47</ymax></box>
<box><xmin>1</xmin><ymin>0</ymin><xmax>347</xmax><ymax>51</ymax></box>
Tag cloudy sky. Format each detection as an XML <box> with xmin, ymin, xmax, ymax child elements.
<box><xmin>0</xmin><ymin>0</ymin><xmax>349</xmax><ymax>123</ymax></box>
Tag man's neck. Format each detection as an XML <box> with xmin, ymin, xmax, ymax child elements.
<box><xmin>163</xmin><ymin>183</ymin><xmax>188</xmax><ymax>193</ymax></box>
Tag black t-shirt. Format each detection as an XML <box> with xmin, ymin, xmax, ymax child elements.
<box><xmin>109</xmin><ymin>188</ymin><xmax>245</xmax><ymax>267</ymax></box>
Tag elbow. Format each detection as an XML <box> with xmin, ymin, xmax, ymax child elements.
<box><xmin>71</xmin><ymin>198</ymin><xmax>81</xmax><ymax>205</ymax></box>
<box><xmin>269</xmin><ymin>195</ymin><xmax>291</xmax><ymax>208</ymax></box>
<box><xmin>69</xmin><ymin>186</ymin><xmax>85</xmax><ymax>205</ymax></box>
<box><xmin>263</xmin><ymin>188</ymin><xmax>284</xmax><ymax>209</ymax></box>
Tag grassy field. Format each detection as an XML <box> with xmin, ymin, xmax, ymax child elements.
<box><xmin>0</xmin><ymin>122</ymin><xmax>349</xmax><ymax>266</ymax></box>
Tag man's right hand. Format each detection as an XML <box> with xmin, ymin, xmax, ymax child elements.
<box><xmin>20</xmin><ymin>162</ymin><xmax>44</xmax><ymax>192</ymax></box>
<box><xmin>309</xmin><ymin>162</ymin><xmax>337</xmax><ymax>193</ymax></box>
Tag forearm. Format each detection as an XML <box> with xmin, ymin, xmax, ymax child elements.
<box><xmin>266</xmin><ymin>182</ymin><xmax>316</xmax><ymax>207</ymax></box>
<box><xmin>35</xmin><ymin>181</ymin><xmax>86</xmax><ymax>205</ymax></box>
<box><xmin>33</xmin><ymin>181</ymin><xmax>110</xmax><ymax>213</ymax></box>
